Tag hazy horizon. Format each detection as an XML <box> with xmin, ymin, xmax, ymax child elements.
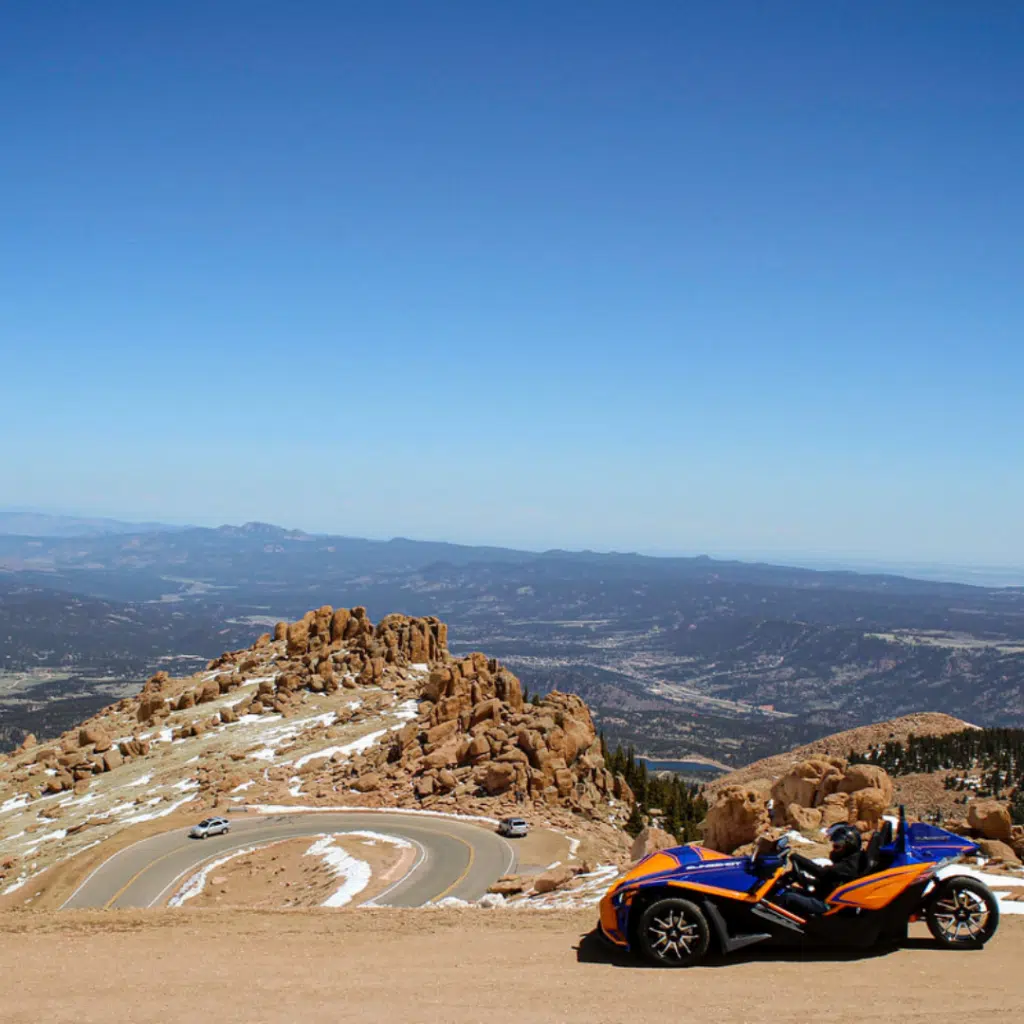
<box><xmin>3</xmin><ymin>502</ymin><xmax>1023</xmax><ymax>589</ymax></box>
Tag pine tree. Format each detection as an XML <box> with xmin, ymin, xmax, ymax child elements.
<box><xmin>1010</xmin><ymin>787</ymin><xmax>1024</xmax><ymax>827</ymax></box>
<box><xmin>624</xmin><ymin>801</ymin><xmax>645</xmax><ymax>837</ymax></box>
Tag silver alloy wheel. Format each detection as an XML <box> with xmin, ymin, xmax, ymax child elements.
<box><xmin>931</xmin><ymin>888</ymin><xmax>990</xmax><ymax>942</ymax></box>
<box><xmin>646</xmin><ymin>908</ymin><xmax>700</xmax><ymax>962</ymax></box>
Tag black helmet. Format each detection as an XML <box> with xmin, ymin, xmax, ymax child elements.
<box><xmin>827</xmin><ymin>823</ymin><xmax>862</xmax><ymax>861</ymax></box>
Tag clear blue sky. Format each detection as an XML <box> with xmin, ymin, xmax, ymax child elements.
<box><xmin>1</xmin><ymin>2</ymin><xmax>1022</xmax><ymax>564</ymax></box>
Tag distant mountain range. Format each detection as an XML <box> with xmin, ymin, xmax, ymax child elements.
<box><xmin>2</xmin><ymin>508</ymin><xmax>1021</xmax><ymax>587</ymax></box>
<box><xmin>0</xmin><ymin>514</ymin><xmax>1021</xmax><ymax>763</ymax></box>
<box><xmin>0</xmin><ymin>507</ymin><xmax>187</xmax><ymax>538</ymax></box>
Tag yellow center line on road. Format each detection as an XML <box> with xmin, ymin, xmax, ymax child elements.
<box><xmin>102</xmin><ymin>844</ymin><xmax>187</xmax><ymax>909</ymax></box>
<box><xmin>100</xmin><ymin>819</ymin><xmax>488</xmax><ymax>909</ymax></box>
<box><xmin>427</xmin><ymin>831</ymin><xmax>476</xmax><ymax>904</ymax></box>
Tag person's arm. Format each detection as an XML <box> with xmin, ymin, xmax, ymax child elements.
<box><xmin>790</xmin><ymin>853</ymin><xmax>828</xmax><ymax>881</ymax></box>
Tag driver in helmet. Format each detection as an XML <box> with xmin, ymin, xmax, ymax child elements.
<box><xmin>775</xmin><ymin>823</ymin><xmax>867</xmax><ymax>918</ymax></box>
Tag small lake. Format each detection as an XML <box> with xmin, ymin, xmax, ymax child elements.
<box><xmin>639</xmin><ymin>758</ymin><xmax>727</xmax><ymax>776</ymax></box>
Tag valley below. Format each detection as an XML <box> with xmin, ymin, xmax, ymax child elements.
<box><xmin>2</xmin><ymin>525</ymin><xmax>1022</xmax><ymax>765</ymax></box>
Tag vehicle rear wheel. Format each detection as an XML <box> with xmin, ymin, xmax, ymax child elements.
<box><xmin>635</xmin><ymin>897</ymin><xmax>710</xmax><ymax>967</ymax></box>
<box><xmin>926</xmin><ymin>877</ymin><xmax>999</xmax><ymax>949</ymax></box>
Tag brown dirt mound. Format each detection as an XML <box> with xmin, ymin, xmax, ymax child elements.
<box><xmin>709</xmin><ymin>713</ymin><xmax>972</xmax><ymax>793</ymax></box>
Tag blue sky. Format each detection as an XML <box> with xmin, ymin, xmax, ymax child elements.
<box><xmin>1</xmin><ymin>2</ymin><xmax>1022</xmax><ymax>564</ymax></box>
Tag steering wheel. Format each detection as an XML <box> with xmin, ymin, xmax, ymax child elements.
<box><xmin>788</xmin><ymin>853</ymin><xmax>818</xmax><ymax>890</ymax></box>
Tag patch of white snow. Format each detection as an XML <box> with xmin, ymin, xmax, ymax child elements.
<box><xmin>305</xmin><ymin>834</ymin><xmax>372</xmax><ymax>908</ymax></box>
<box><xmin>120</xmin><ymin>794</ymin><xmax>198</xmax><ymax>825</ymax></box>
<box><xmin>0</xmin><ymin>794</ymin><xmax>29</xmax><ymax>815</ymax></box>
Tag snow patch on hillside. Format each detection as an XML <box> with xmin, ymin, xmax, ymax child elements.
<box><xmin>305</xmin><ymin>835</ymin><xmax>372</xmax><ymax>907</ymax></box>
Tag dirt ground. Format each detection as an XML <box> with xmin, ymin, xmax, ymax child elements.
<box><xmin>1</xmin><ymin>909</ymin><xmax>1020</xmax><ymax>1024</ymax></box>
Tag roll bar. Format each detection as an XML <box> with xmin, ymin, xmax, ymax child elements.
<box><xmin>896</xmin><ymin>804</ymin><xmax>908</xmax><ymax>854</ymax></box>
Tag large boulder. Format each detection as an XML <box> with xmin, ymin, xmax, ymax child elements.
<box><xmin>629</xmin><ymin>826</ymin><xmax>678</xmax><ymax>862</ymax></box>
<box><xmin>488</xmin><ymin>874</ymin><xmax>529</xmax><ymax>896</ymax></box>
<box><xmin>330</xmin><ymin>608</ymin><xmax>351</xmax><ymax>643</ymax></box>
<box><xmin>478</xmin><ymin>762</ymin><xmax>517</xmax><ymax>795</ymax></box>
<box><xmin>1011</xmin><ymin>826</ymin><xmax>1024</xmax><ymax>862</ymax></box>
<box><xmin>771</xmin><ymin>758</ymin><xmax>845</xmax><ymax>815</ymax></box>
<box><xmin>837</xmin><ymin>764</ymin><xmax>894</xmax><ymax>806</ymax></box>
<box><xmin>820</xmin><ymin>792</ymin><xmax>851</xmax><ymax>829</ymax></box>
<box><xmin>700</xmin><ymin>782</ymin><xmax>771</xmax><ymax>854</ymax></box>
<box><xmin>196</xmin><ymin>681</ymin><xmax>220</xmax><ymax>704</ymax></box>
<box><xmin>286</xmin><ymin>619</ymin><xmax>310</xmax><ymax>657</ymax></box>
<box><xmin>78</xmin><ymin>725</ymin><xmax>111</xmax><ymax>752</ymax></box>
<box><xmin>352</xmin><ymin>772</ymin><xmax>381</xmax><ymax>793</ymax></box>
<box><xmin>137</xmin><ymin>694</ymin><xmax>167</xmax><ymax>724</ymax></box>
<box><xmin>976</xmin><ymin>838</ymin><xmax>1021</xmax><ymax>867</ymax></box>
<box><xmin>850</xmin><ymin>787</ymin><xmax>888</xmax><ymax>830</ymax></box>
<box><xmin>533</xmin><ymin>865</ymin><xmax>575</xmax><ymax>894</ymax></box>
<box><xmin>786</xmin><ymin>804</ymin><xmax>823</xmax><ymax>833</ymax></box>
<box><xmin>967</xmin><ymin>800</ymin><xmax>1012</xmax><ymax>842</ymax></box>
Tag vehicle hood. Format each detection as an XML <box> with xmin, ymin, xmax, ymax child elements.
<box><xmin>615</xmin><ymin>844</ymin><xmax>745</xmax><ymax>887</ymax></box>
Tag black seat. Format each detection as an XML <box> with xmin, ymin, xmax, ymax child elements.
<box><xmin>861</xmin><ymin>821</ymin><xmax>893</xmax><ymax>876</ymax></box>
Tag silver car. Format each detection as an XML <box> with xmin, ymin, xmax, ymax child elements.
<box><xmin>497</xmin><ymin>817</ymin><xmax>529</xmax><ymax>838</ymax></box>
<box><xmin>189</xmin><ymin>816</ymin><xmax>230</xmax><ymax>839</ymax></box>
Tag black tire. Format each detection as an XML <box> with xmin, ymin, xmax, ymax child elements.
<box><xmin>634</xmin><ymin>897</ymin><xmax>711</xmax><ymax>968</ymax></box>
<box><xmin>925</xmin><ymin>876</ymin><xmax>999</xmax><ymax>949</ymax></box>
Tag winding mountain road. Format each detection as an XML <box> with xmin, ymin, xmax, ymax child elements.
<box><xmin>61</xmin><ymin>812</ymin><xmax>517</xmax><ymax>909</ymax></box>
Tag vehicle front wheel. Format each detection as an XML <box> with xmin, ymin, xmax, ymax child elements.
<box><xmin>926</xmin><ymin>876</ymin><xmax>999</xmax><ymax>949</ymax></box>
<box><xmin>635</xmin><ymin>897</ymin><xmax>710</xmax><ymax>968</ymax></box>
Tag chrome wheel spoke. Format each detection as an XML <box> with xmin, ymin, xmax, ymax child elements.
<box><xmin>934</xmin><ymin>886</ymin><xmax>991</xmax><ymax>942</ymax></box>
<box><xmin>646</xmin><ymin>906</ymin><xmax>700</xmax><ymax>961</ymax></box>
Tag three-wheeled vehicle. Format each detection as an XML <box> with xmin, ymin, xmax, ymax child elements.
<box><xmin>598</xmin><ymin>809</ymin><xmax>999</xmax><ymax>966</ymax></box>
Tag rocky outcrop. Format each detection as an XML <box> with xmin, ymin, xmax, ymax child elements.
<box><xmin>0</xmin><ymin>604</ymin><xmax>641</xmax><ymax>906</ymax></box>
<box><xmin>770</xmin><ymin>758</ymin><xmax>893</xmax><ymax>833</ymax></box>
<box><xmin>701</xmin><ymin>758</ymin><xmax>898</xmax><ymax>853</ymax></box>
<box><xmin>837</xmin><ymin>764</ymin><xmax>894</xmax><ymax>806</ymax></box>
<box><xmin>629</xmin><ymin>826</ymin><xmax>678</xmax><ymax>862</ymax></box>
<box><xmin>709</xmin><ymin>713</ymin><xmax>972</xmax><ymax>796</ymax></box>
<box><xmin>335</xmin><ymin>669</ymin><xmax>629</xmax><ymax>821</ymax></box>
<box><xmin>770</xmin><ymin>757</ymin><xmax>845</xmax><ymax>811</ymax></box>
<box><xmin>976</xmin><ymin>838</ymin><xmax>1021</xmax><ymax>867</ymax></box>
<box><xmin>209</xmin><ymin>607</ymin><xmax>450</xmax><ymax>719</ymax></box>
<box><xmin>193</xmin><ymin>607</ymin><xmax>630</xmax><ymax>822</ymax></box>
<box><xmin>701</xmin><ymin>782</ymin><xmax>773</xmax><ymax>854</ymax></box>
<box><xmin>967</xmin><ymin>800</ymin><xmax>1013</xmax><ymax>842</ymax></box>
<box><xmin>78</xmin><ymin>725</ymin><xmax>111</xmax><ymax>752</ymax></box>
<box><xmin>137</xmin><ymin>671</ymin><xmax>171</xmax><ymax>724</ymax></box>
<box><xmin>1012</xmin><ymin>826</ymin><xmax>1024</xmax><ymax>862</ymax></box>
